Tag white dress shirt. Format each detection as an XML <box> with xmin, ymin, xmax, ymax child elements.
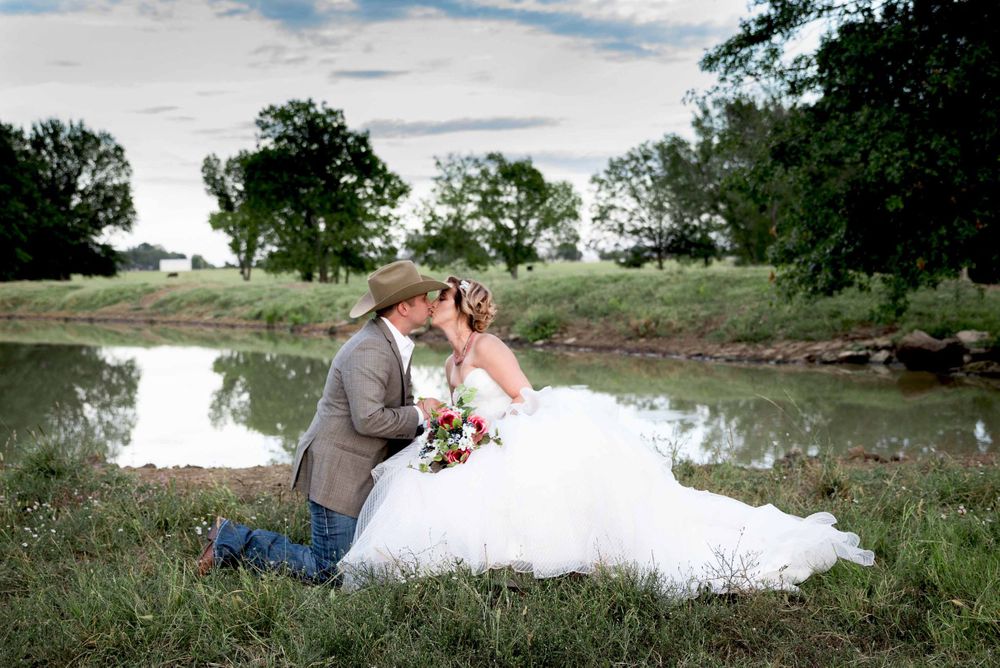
<box><xmin>380</xmin><ymin>317</ymin><xmax>424</xmax><ymax>424</ymax></box>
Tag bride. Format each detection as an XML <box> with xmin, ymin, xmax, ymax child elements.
<box><xmin>338</xmin><ymin>276</ymin><xmax>874</xmax><ymax>596</ymax></box>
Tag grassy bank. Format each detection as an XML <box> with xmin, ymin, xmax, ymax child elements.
<box><xmin>2</xmin><ymin>441</ymin><xmax>998</xmax><ymax>665</ymax></box>
<box><xmin>0</xmin><ymin>263</ymin><xmax>998</xmax><ymax>348</ymax></box>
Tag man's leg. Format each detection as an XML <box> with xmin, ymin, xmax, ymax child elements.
<box><xmin>212</xmin><ymin>501</ymin><xmax>357</xmax><ymax>583</ymax></box>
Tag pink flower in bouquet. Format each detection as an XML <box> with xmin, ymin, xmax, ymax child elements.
<box><xmin>437</xmin><ymin>408</ymin><xmax>462</xmax><ymax>430</ymax></box>
<box><xmin>467</xmin><ymin>414</ymin><xmax>488</xmax><ymax>444</ymax></box>
<box><xmin>443</xmin><ymin>448</ymin><xmax>471</xmax><ymax>465</ymax></box>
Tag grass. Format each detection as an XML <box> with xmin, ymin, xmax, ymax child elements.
<box><xmin>0</xmin><ymin>262</ymin><xmax>998</xmax><ymax>346</ymax></box>
<box><xmin>2</xmin><ymin>439</ymin><xmax>998</xmax><ymax>665</ymax></box>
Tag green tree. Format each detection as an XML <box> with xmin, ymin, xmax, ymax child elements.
<box><xmin>0</xmin><ymin>123</ymin><xmax>45</xmax><ymax>281</ymax></box>
<box><xmin>703</xmin><ymin>0</ymin><xmax>1000</xmax><ymax>308</ymax></box>
<box><xmin>690</xmin><ymin>97</ymin><xmax>793</xmax><ymax>264</ymax></box>
<box><xmin>191</xmin><ymin>255</ymin><xmax>214</xmax><ymax>270</ymax></box>
<box><xmin>591</xmin><ymin>136</ymin><xmax>717</xmax><ymax>269</ymax></box>
<box><xmin>406</xmin><ymin>156</ymin><xmax>495</xmax><ymax>272</ymax></box>
<box><xmin>249</xmin><ymin>99</ymin><xmax>409</xmax><ymax>283</ymax></box>
<box><xmin>1</xmin><ymin>119</ymin><xmax>135</xmax><ymax>280</ymax></box>
<box><xmin>409</xmin><ymin>153</ymin><xmax>580</xmax><ymax>278</ymax></box>
<box><xmin>201</xmin><ymin>152</ymin><xmax>270</xmax><ymax>281</ymax></box>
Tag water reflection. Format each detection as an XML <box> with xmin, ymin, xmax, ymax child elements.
<box><xmin>0</xmin><ymin>342</ymin><xmax>139</xmax><ymax>458</ymax></box>
<box><xmin>209</xmin><ymin>351</ymin><xmax>327</xmax><ymax>455</ymax></box>
<box><xmin>0</xmin><ymin>321</ymin><xmax>996</xmax><ymax>468</ymax></box>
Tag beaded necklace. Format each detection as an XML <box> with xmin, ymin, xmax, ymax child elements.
<box><xmin>453</xmin><ymin>331</ymin><xmax>476</xmax><ymax>365</ymax></box>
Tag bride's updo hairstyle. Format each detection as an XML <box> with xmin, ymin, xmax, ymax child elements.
<box><xmin>447</xmin><ymin>276</ymin><xmax>497</xmax><ymax>333</ymax></box>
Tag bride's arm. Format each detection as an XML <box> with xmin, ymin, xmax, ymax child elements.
<box><xmin>444</xmin><ymin>354</ymin><xmax>456</xmax><ymax>395</ymax></box>
<box><xmin>474</xmin><ymin>334</ymin><xmax>531</xmax><ymax>403</ymax></box>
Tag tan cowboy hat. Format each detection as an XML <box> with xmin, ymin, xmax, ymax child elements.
<box><xmin>349</xmin><ymin>260</ymin><xmax>450</xmax><ymax>318</ymax></box>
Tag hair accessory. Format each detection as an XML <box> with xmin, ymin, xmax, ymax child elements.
<box><xmin>459</xmin><ymin>280</ymin><xmax>471</xmax><ymax>293</ymax></box>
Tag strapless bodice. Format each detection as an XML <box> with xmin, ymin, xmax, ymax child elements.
<box><xmin>454</xmin><ymin>368</ymin><xmax>515</xmax><ymax>420</ymax></box>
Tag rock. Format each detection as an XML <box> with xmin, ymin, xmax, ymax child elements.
<box><xmin>956</xmin><ymin>330</ymin><xmax>990</xmax><ymax>347</ymax></box>
<box><xmin>895</xmin><ymin>330</ymin><xmax>966</xmax><ymax>371</ymax></box>
<box><xmin>870</xmin><ymin>337</ymin><xmax>894</xmax><ymax>350</ymax></box>
<box><xmin>563</xmin><ymin>337</ymin><xmax>577</xmax><ymax>345</ymax></box>
<box><xmin>870</xmin><ymin>350</ymin><xmax>893</xmax><ymax>364</ymax></box>
<box><xmin>836</xmin><ymin>350</ymin><xmax>871</xmax><ymax>365</ymax></box>
<box><xmin>960</xmin><ymin>360</ymin><xmax>1000</xmax><ymax>378</ymax></box>
<box><xmin>818</xmin><ymin>351</ymin><xmax>840</xmax><ymax>364</ymax></box>
<box><xmin>845</xmin><ymin>446</ymin><xmax>888</xmax><ymax>463</ymax></box>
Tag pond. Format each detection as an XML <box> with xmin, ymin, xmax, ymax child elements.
<box><xmin>0</xmin><ymin>320</ymin><xmax>997</xmax><ymax>468</ymax></box>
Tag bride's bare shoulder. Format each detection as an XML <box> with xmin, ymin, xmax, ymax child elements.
<box><xmin>474</xmin><ymin>333</ymin><xmax>519</xmax><ymax>365</ymax></box>
<box><xmin>475</xmin><ymin>332</ymin><xmax>511</xmax><ymax>354</ymax></box>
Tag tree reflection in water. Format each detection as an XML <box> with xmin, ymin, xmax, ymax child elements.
<box><xmin>516</xmin><ymin>350</ymin><xmax>1000</xmax><ymax>465</ymax></box>
<box><xmin>209</xmin><ymin>351</ymin><xmax>326</xmax><ymax>455</ymax></box>
<box><xmin>0</xmin><ymin>343</ymin><xmax>139</xmax><ymax>460</ymax></box>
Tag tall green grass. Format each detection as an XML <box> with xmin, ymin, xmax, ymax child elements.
<box><xmin>2</xmin><ymin>439</ymin><xmax>997</xmax><ymax>665</ymax></box>
<box><xmin>0</xmin><ymin>263</ymin><xmax>998</xmax><ymax>345</ymax></box>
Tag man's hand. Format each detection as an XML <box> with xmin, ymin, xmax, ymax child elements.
<box><xmin>417</xmin><ymin>397</ymin><xmax>443</xmax><ymax>420</ymax></box>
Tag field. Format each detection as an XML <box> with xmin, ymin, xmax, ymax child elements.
<box><xmin>1</xmin><ymin>440</ymin><xmax>997</xmax><ymax>665</ymax></box>
<box><xmin>1</xmin><ymin>263</ymin><xmax>998</xmax><ymax>352</ymax></box>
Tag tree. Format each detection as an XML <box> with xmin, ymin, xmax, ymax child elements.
<box><xmin>191</xmin><ymin>255</ymin><xmax>214</xmax><ymax>270</ymax></box>
<box><xmin>248</xmin><ymin>99</ymin><xmax>409</xmax><ymax>282</ymax></box>
<box><xmin>702</xmin><ymin>0</ymin><xmax>1000</xmax><ymax>308</ymax></box>
<box><xmin>406</xmin><ymin>156</ymin><xmax>493</xmax><ymax>271</ymax></box>
<box><xmin>591</xmin><ymin>136</ymin><xmax>717</xmax><ymax>269</ymax></box>
<box><xmin>201</xmin><ymin>152</ymin><xmax>270</xmax><ymax>281</ymax></box>
<box><xmin>690</xmin><ymin>97</ymin><xmax>793</xmax><ymax>264</ymax></box>
<box><xmin>478</xmin><ymin>154</ymin><xmax>581</xmax><ymax>278</ymax></box>
<box><xmin>409</xmin><ymin>153</ymin><xmax>580</xmax><ymax>278</ymax></box>
<box><xmin>1</xmin><ymin>119</ymin><xmax>135</xmax><ymax>280</ymax></box>
<box><xmin>0</xmin><ymin>123</ymin><xmax>44</xmax><ymax>281</ymax></box>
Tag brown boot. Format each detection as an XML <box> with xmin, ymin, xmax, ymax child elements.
<box><xmin>196</xmin><ymin>516</ymin><xmax>227</xmax><ymax>576</ymax></box>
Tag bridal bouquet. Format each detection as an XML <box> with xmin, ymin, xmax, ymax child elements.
<box><xmin>412</xmin><ymin>387</ymin><xmax>501</xmax><ymax>473</ymax></box>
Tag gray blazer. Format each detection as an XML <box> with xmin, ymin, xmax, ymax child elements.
<box><xmin>290</xmin><ymin>318</ymin><xmax>421</xmax><ymax>517</ymax></box>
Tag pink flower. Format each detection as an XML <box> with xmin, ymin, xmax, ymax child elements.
<box><xmin>468</xmin><ymin>414</ymin><xmax>488</xmax><ymax>444</ymax></box>
<box><xmin>437</xmin><ymin>408</ymin><xmax>461</xmax><ymax>430</ymax></box>
<box><xmin>443</xmin><ymin>448</ymin><xmax>471</xmax><ymax>465</ymax></box>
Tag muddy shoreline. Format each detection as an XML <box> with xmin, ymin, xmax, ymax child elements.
<box><xmin>0</xmin><ymin>310</ymin><xmax>938</xmax><ymax>366</ymax></box>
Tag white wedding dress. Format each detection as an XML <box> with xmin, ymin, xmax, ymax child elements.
<box><xmin>338</xmin><ymin>369</ymin><xmax>874</xmax><ymax>596</ymax></box>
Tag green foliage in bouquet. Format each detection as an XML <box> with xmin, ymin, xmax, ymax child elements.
<box><xmin>414</xmin><ymin>386</ymin><xmax>502</xmax><ymax>473</ymax></box>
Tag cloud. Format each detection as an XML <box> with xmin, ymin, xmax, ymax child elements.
<box><xmin>0</xmin><ymin>0</ymin><xmax>86</xmax><ymax>15</ymax></box>
<box><xmin>133</xmin><ymin>105</ymin><xmax>180</xmax><ymax>114</ymax></box>
<box><xmin>212</xmin><ymin>1</ymin><xmax>729</xmax><ymax>58</ymax></box>
<box><xmin>330</xmin><ymin>69</ymin><xmax>410</xmax><ymax>80</ymax></box>
<box><xmin>249</xmin><ymin>43</ymin><xmax>309</xmax><ymax>66</ymax></box>
<box><xmin>3</xmin><ymin>1</ymin><xmax>730</xmax><ymax>58</ymax></box>
<box><xmin>212</xmin><ymin>0</ymin><xmax>330</xmax><ymax>29</ymax></box>
<box><xmin>363</xmin><ymin>116</ymin><xmax>560</xmax><ymax>138</ymax></box>
<box><xmin>520</xmin><ymin>151</ymin><xmax>614</xmax><ymax>174</ymax></box>
<box><xmin>46</xmin><ymin>59</ymin><xmax>81</xmax><ymax>67</ymax></box>
<box><xmin>195</xmin><ymin>90</ymin><xmax>230</xmax><ymax>97</ymax></box>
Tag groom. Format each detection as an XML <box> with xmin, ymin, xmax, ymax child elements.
<box><xmin>197</xmin><ymin>260</ymin><xmax>449</xmax><ymax>582</ymax></box>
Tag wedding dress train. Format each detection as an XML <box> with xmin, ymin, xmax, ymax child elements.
<box><xmin>338</xmin><ymin>368</ymin><xmax>874</xmax><ymax>596</ymax></box>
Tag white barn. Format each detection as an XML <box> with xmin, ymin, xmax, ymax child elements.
<box><xmin>159</xmin><ymin>258</ymin><xmax>192</xmax><ymax>272</ymax></box>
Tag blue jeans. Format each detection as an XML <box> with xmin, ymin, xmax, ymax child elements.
<box><xmin>213</xmin><ymin>500</ymin><xmax>357</xmax><ymax>584</ymax></box>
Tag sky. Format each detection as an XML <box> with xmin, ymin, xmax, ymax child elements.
<box><xmin>0</xmin><ymin>0</ymin><xmax>750</xmax><ymax>266</ymax></box>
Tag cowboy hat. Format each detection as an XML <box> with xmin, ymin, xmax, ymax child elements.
<box><xmin>349</xmin><ymin>260</ymin><xmax>450</xmax><ymax>318</ymax></box>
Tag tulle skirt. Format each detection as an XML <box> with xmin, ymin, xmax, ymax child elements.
<box><xmin>338</xmin><ymin>387</ymin><xmax>874</xmax><ymax>596</ymax></box>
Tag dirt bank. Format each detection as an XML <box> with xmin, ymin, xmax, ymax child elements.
<box><xmin>122</xmin><ymin>451</ymin><xmax>997</xmax><ymax>499</ymax></box>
